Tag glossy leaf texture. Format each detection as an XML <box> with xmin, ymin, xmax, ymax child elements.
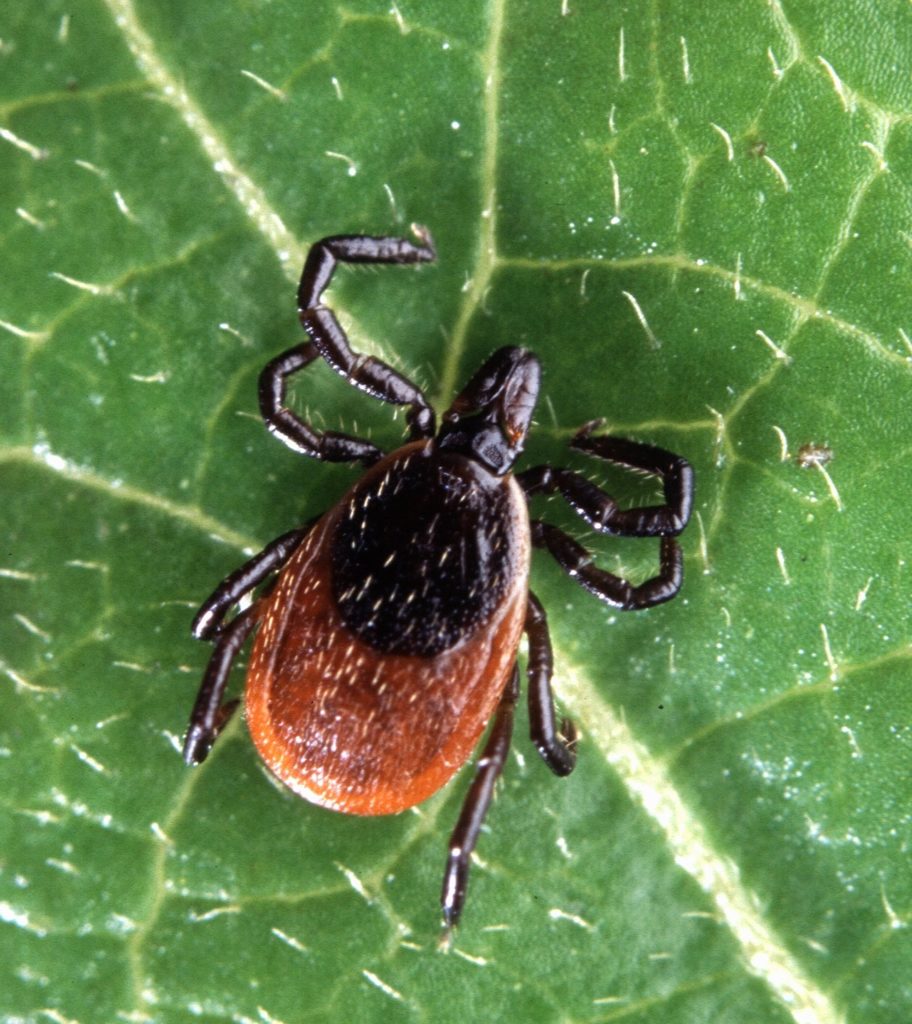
<box><xmin>1</xmin><ymin>3</ymin><xmax>910</xmax><ymax>1022</ymax></box>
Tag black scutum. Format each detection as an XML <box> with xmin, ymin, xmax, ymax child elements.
<box><xmin>331</xmin><ymin>448</ymin><xmax>516</xmax><ymax>656</ymax></box>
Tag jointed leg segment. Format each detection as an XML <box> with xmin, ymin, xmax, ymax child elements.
<box><xmin>518</xmin><ymin>420</ymin><xmax>693</xmax><ymax>536</ymax></box>
<box><xmin>183</xmin><ymin>607</ymin><xmax>256</xmax><ymax>766</ymax></box>
<box><xmin>525</xmin><ymin>592</ymin><xmax>576</xmax><ymax>776</ymax></box>
<box><xmin>258</xmin><ymin>346</ymin><xmax>386</xmax><ymax>465</ymax></box>
<box><xmin>569</xmin><ymin>421</ymin><xmax>693</xmax><ymax>533</ymax></box>
<box><xmin>184</xmin><ymin>525</ymin><xmax>311</xmax><ymax>765</ymax></box>
<box><xmin>260</xmin><ymin>228</ymin><xmax>438</xmax><ymax>461</ymax></box>
<box><xmin>441</xmin><ymin>666</ymin><xmax>519</xmax><ymax>931</ymax></box>
<box><xmin>191</xmin><ymin>527</ymin><xmax>310</xmax><ymax>641</ymax></box>
<box><xmin>531</xmin><ymin>520</ymin><xmax>684</xmax><ymax>609</ymax></box>
<box><xmin>520</xmin><ymin>421</ymin><xmax>693</xmax><ymax>609</ymax></box>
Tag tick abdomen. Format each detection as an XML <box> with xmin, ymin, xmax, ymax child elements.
<box><xmin>244</xmin><ymin>441</ymin><xmax>531</xmax><ymax>814</ymax></box>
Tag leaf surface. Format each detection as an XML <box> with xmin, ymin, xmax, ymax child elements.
<box><xmin>1</xmin><ymin>3</ymin><xmax>910</xmax><ymax>1022</ymax></box>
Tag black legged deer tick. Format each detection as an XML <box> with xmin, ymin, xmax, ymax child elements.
<box><xmin>184</xmin><ymin>226</ymin><xmax>694</xmax><ymax>931</ymax></box>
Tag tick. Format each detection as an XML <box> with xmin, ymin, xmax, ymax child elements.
<box><xmin>183</xmin><ymin>227</ymin><xmax>694</xmax><ymax>930</ymax></box>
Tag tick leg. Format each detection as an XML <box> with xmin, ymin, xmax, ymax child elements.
<box><xmin>186</xmin><ymin>525</ymin><xmax>312</xmax><ymax>764</ymax></box>
<box><xmin>260</xmin><ymin>228</ymin><xmax>437</xmax><ymax>458</ymax></box>
<box><xmin>259</xmin><ymin>345</ymin><xmax>386</xmax><ymax>464</ymax></box>
<box><xmin>526</xmin><ymin>592</ymin><xmax>576</xmax><ymax>776</ymax></box>
<box><xmin>183</xmin><ymin>606</ymin><xmax>257</xmax><ymax>765</ymax></box>
<box><xmin>441</xmin><ymin>665</ymin><xmax>519</xmax><ymax>932</ymax></box>
<box><xmin>297</xmin><ymin>228</ymin><xmax>437</xmax><ymax>310</ymax></box>
<box><xmin>531</xmin><ymin>519</ymin><xmax>684</xmax><ymax>609</ymax></box>
<box><xmin>517</xmin><ymin>421</ymin><xmax>693</xmax><ymax>536</ymax></box>
<box><xmin>192</xmin><ymin>526</ymin><xmax>310</xmax><ymax>641</ymax></box>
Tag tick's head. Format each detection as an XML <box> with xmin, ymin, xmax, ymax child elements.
<box><xmin>437</xmin><ymin>347</ymin><xmax>541</xmax><ymax>475</ymax></box>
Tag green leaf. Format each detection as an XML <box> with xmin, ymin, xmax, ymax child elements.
<box><xmin>2</xmin><ymin>2</ymin><xmax>910</xmax><ymax>1022</ymax></box>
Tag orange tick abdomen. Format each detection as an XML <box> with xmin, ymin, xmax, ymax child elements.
<box><xmin>245</xmin><ymin>441</ymin><xmax>531</xmax><ymax>815</ymax></box>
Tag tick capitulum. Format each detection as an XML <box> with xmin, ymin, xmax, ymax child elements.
<box><xmin>184</xmin><ymin>226</ymin><xmax>694</xmax><ymax>931</ymax></box>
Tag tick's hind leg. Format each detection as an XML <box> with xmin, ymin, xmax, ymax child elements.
<box><xmin>441</xmin><ymin>666</ymin><xmax>519</xmax><ymax>933</ymax></box>
<box><xmin>525</xmin><ymin>592</ymin><xmax>576</xmax><ymax>776</ymax></box>
<box><xmin>184</xmin><ymin>526</ymin><xmax>310</xmax><ymax>765</ymax></box>
<box><xmin>261</xmin><ymin>227</ymin><xmax>438</xmax><ymax>459</ymax></box>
